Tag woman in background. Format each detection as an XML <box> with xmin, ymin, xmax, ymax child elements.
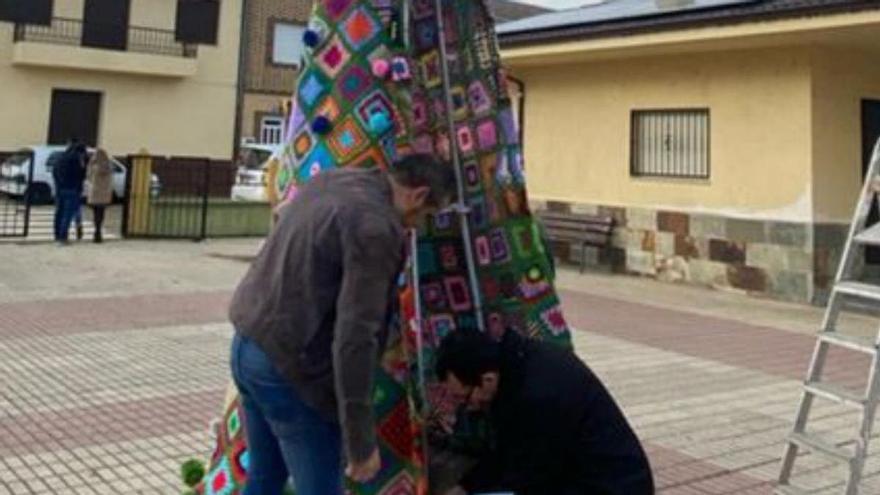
<box><xmin>85</xmin><ymin>149</ymin><xmax>114</xmax><ymax>243</ymax></box>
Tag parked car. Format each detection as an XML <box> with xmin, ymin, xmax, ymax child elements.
<box><xmin>0</xmin><ymin>145</ymin><xmax>160</xmax><ymax>203</ymax></box>
<box><xmin>230</xmin><ymin>143</ymin><xmax>282</xmax><ymax>203</ymax></box>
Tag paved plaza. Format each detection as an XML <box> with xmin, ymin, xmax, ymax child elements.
<box><xmin>1</xmin><ymin>239</ymin><xmax>879</xmax><ymax>494</ymax></box>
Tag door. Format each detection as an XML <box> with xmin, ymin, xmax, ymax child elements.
<box><xmin>47</xmin><ymin>89</ymin><xmax>102</xmax><ymax>147</ymax></box>
<box><xmin>862</xmin><ymin>100</ymin><xmax>880</xmax><ymax>264</ymax></box>
<box><xmin>82</xmin><ymin>0</ymin><xmax>130</xmax><ymax>50</ymax></box>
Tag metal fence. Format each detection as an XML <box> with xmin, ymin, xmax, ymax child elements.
<box><xmin>14</xmin><ymin>17</ymin><xmax>197</xmax><ymax>58</ymax></box>
<box><xmin>123</xmin><ymin>155</ymin><xmax>271</xmax><ymax>240</ymax></box>
<box><xmin>0</xmin><ymin>150</ymin><xmax>35</xmax><ymax>238</ymax></box>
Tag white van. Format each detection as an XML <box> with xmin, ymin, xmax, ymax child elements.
<box><xmin>0</xmin><ymin>145</ymin><xmax>160</xmax><ymax>203</ymax></box>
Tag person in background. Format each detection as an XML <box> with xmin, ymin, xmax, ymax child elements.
<box><xmin>52</xmin><ymin>141</ymin><xmax>87</xmax><ymax>245</ymax></box>
<box><xmin>228</xmin><ymin>154</ymin><xmax>457</xmax><ymax>495</ymax></box>
<box><xmin>437</xmin><ymin>329</ymin><xmax>655</xmax><ymax>495</ymax></box>
<box><xmin>85</xmin><ymin>149</ymin><xmax>114</xmax><ymax>243</ymax></box>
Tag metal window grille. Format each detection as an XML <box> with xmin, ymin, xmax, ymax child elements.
<box><xmin>631</xmin><ymin>109</ymin><xmax>710</xmax><ymax>179</ymax></box>
<box><xmin>260</xmin><ymin>117</ymin><xmax>284</xmax><ymax>145</ymax></box>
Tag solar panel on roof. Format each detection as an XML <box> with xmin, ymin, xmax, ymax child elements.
<box><xmin>497</xmin><ymin>0</ymin><xmax>765</xmax><ymax>34</ymax></box>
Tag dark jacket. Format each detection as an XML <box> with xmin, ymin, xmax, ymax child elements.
<box><xmin>462</xmin><ymin>332</ymin><xmax>654</xmax><ymax>495</ymax></box>
<box><xmin>229</xmin><ymin>168</ymin><xmax>404</xmax><ymax>463</ymax></box>
<box><xmin>52</xmin><ymin>148</ymin><xmax>86</xmax><ymax>192</ymax></box>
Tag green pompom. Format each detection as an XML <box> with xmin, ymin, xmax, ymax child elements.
<box><xmin>180</xmin><ymin>458</ymin><xmax>206</xmax><ymax>487</ymax></box>
<box><xmin>182</xmin><ymin>490</ymin><xmax>198</xmax><ymax>495</ymax></box>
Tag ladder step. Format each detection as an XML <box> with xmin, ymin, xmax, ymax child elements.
<box><xmin>804</xmin><ymin>381</ymin><xmax>866</xmax><ymax>408</ymax></box>
<box><xmin>774</xmin><ymin>484</ymin><xmax>810</xmax><ymax>495</ymax></box>
<box><xmin>817</xmin><ymin>331</ymin><xmax>878</xmax><ymax>354</ymax></box>
<box><xmin>788</xmin><ymin>432</ymin><xmax>853</xmax><ymax>462</ymax></box>
<box><xmin>835</xmin><ymin>281</ymin><xmax>880</xmax><ymax>301</ymax></box>
<box><xmin>855</xmin><ymin>223</ymin><xmax>880</xmax><ymax>246</ymax></box>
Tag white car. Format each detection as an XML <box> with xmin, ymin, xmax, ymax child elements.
<box><xmin>230</xmin><ymin>143</ymin><xmax>282</xmax><ymax>202</ymax></box>
<box><xmin>0</xmin><ymin>145</ymin><xmax>160</xmax><ymax>203</ymax></box>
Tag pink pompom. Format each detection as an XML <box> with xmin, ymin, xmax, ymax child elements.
<box><xmin>371</xmin><ymin>59</ymin><xmax>391</xmax><ymax>78</ymax></box>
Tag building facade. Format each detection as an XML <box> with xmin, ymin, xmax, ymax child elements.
<box><xmin>500</xmin><ymin>0</ymin><xmax>880</xmax><ymax>303</ymax></box>
<box><xmin>239</xmin><ymin>0</ymin><xmax>312</xmax><ymax>146</ymax></box>
<box><xmin>0</xmin><ymin>0</ymin><xmax>242</xmax><ymax>159</ymax></box>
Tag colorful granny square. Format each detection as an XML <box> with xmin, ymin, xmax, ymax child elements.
<box><xmin>378</xmin><ymin>402</ymin><xmax>415</xmax><ymax>460</ymax></box>
<box><xmin>512</xmin><ymin>224</ymin><xmax>535</xmax><ymax>257</ymax></box>
<box><xmin>474</xmin><ymin>235</ymin><xmax>492</xmax><ymax>266</ymax></box>
<box><xmin>421</xmin><ymin>282</ymin><xmax>447</xmax><ymax>310</ymax></box>
<box><xmin>450</xmin><ymin>86</ymin><xmax>469</xmax><ymax>121</ymax></box>
<box><xmin>298</xmin><ymin>70</ymin><xmax>329</xmax><ymax>110</ymax></box>
<box><xmin>433</xmin><ymin>210</ymin><xmax>453</xmax><ymax>231</ymax></box>
<box><xmin>411</xmin><ymin>96</ymin><xmax>429</xmax><ymax>130</ymax></box>
<box><xmin>489</xmin><ymin>228</ymin><xmax>512</xmax><ymax>263</ymax></box>
<box><xmin>476</xmin><ymin>119</ymin><xmax>498</xmax><ymax>150</ymax></box>
<box><xmin>429</xmin><ymin>314</ymin><xmax>457</xmax><ymax>341</ymax></box>
<box><xmin>356</xmin><ymin>90</ymin><xmax>395</xmax><ymax>130</ymax></box>
<box><xmin>444</xmin><ymin>276</ymin><xmax>472</xmax><ymax>312</ymax></box>
<box><xmin>316</xmin><ymin>36</ymin><xmax>351</xmax><ymax>78</ymax></box>
<box><xmin>464</xmin><ymin>161</ymin><xmax>481</xmax><ymax>190</ymax></box>
<box><xmin>414</xmin><ymin>19</ymin><xmax>438</xmax><ymax>51</ymax></box>
<box><xmin>328</xmin><ymin>116</ymin><xmax>368</xmax><ymax>161</ymax></box>
<box><xmin>391</xmin><ymin>56</ymin><xmax>412</xmax><ymax>81</ymax></box>
<box><xmin>342</xmin><ymin>7</ymin><xmax>381</xmax><ymax>50</ymax></box>
<box><xmin>297</xmin><ymin>143</ymin><xmax>334</xmax><ymax>182</ymax></box>
<box><xmin>469</xmin><ymin>197</ymin><xmax>488</xmax><ymax>230</ymax></box>
<box><xmin>324</xmin><ymin>0</ymin><xmax>354</xmax><ymax>20</ymax></box>
<box><xmin>439</xmin><ymin>244</ymin><xmax>458</xmax><ymax>271</ymax></box>
<box><xmin>420</xmin><ymin>51</ymin><xmax>442</xmax><ymax>88</ymax></box>
<box><xmin>204</xmin><ymin>458</ymin><xmax>235</xmax><ymax>495</ymax></box>
<box><xmin>456</xmin><ymin>125</ymin><xmax>475</xmax><ymax>155</ymax></box>
<box><xmin>468</xmin><ymin>80</ymin><xmax>493</xmax><ymax>116</ymax></box>
<box><xmin>293</xmin><ymin>130</ymin><xmax>314</xmax><ymax>159</ymax></box>
<box><xmin>540</xmin><ymin>304</ymin><xmax>568</xmax><ymax>337</ymax></box>
<box><xmin>338</xmin><ymin>64</ymin><xmax>372</xmax><ymax>103</ymax></box>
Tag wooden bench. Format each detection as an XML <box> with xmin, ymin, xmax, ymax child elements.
<box><xmin>537</xmin><ymin>211</ymin><xmax>615</xmax><ymax>273</ymax></box>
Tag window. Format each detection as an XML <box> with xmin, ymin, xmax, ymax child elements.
<box><xmin>631</xmin><ymin>109</ymin><xmax>710</xmax><ymax>179</ymax></box>
<box><xmin>260</xmin><ymin>116</ymin><xmax>284</xmax><ymax>145</ymax></box>
<box><xmin>272</xmin><ymin>22</ymin><xmax>305</xmax><ymax>67</ymax></box>
<box><xmin>175</xmin><ymin>0</ymin><xmax>220</xmax><ymax>45</ymax></box>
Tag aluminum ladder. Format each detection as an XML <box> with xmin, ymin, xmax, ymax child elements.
<box><xmin>777</xmin><ymin>137</ymin><xmax>880</xmax><ymax>495</ymax></box>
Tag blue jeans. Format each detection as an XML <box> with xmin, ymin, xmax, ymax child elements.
<box><xmin>230</xmin><ymin>333</ymin><xmax>344</xmax><ymax>495</ymax></box>
<box><xmin>54</xmin><ymin>189</ymin><xmax>81</xmax><ymax>241</ymax></box>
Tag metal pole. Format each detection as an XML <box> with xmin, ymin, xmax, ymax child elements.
<box><xmin>432</xmin><ymin>0</ymin><xmax>486</xmax><ymax>332</ymax></box>
<box><xmin>409</xmin><ymin>228</ymin><xmax>431</xmax><ymax>486</ymax></box>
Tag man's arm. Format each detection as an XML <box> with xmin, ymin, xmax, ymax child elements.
<box><xmin>332</xmin><ymin>210</ymin><xmax>402</xmax><ymax>464</ymax></box>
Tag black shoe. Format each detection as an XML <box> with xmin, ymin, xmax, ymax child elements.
<box><xmin>94</xmin><ymin>233</ymin><xmax>103</xmax><ymax>244</ymax></box>
<box><xmin>76</xmin><ymin>225</ymin><xmax>83</xmax><ymax>241</ymax></box>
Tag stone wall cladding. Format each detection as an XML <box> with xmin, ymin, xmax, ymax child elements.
<box><xmin>535</xmin><ymin>200</ymin><xmax>822</xmax><ymax>303</ymax></box>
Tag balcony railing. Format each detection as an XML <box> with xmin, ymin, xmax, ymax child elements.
<box><xmin>13</xmin><ymin>17</ymin><xmax>197</xmax><ymax>58</ymax></box>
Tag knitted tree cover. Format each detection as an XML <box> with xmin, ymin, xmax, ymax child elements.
<box><xmin>190</xmin><ymin>1</ymin><xmax>571</xmax><ymax>494</ymax></box>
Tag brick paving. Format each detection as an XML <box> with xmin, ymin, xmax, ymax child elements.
<box><xmin>0</xmin><ymin>278</ymin><xmax>878</xmax><ymax>493</ymax></box>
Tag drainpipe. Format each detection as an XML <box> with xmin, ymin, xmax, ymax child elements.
<box><xmin>232</xmin><ymin>0</ymin><xmax>250</xmax><ymax>162</ymax></box>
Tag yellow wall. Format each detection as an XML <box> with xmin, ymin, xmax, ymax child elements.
<box><xmin>811</xmin><ymin>47</ymin><xmax>880</xmax><ymax>222</ymax></box>
<box><xmin>515</xmin><ymin>47</ymin><xmax>814</xmax><ymax>221</ymax></box>
<box><xmin>0</xmin><ymin>0</ymin><xmax>241</xmax><ymax>160</ymax></box>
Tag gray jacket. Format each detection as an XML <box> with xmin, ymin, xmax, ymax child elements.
<box><xmin>229</xmin><ymin>168</ymin><xmax>404</xmax><ymax>463</ymax></box>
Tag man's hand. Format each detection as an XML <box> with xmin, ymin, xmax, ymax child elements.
<box><xmin>445</xmin><ymin>486</ymin><xmax>467</xmax><ymax>495</ymax></box>
<box><xmin>346</xmin><ymin>448</ymin><xmax>382</xmax><ymax>483</ymax></box>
